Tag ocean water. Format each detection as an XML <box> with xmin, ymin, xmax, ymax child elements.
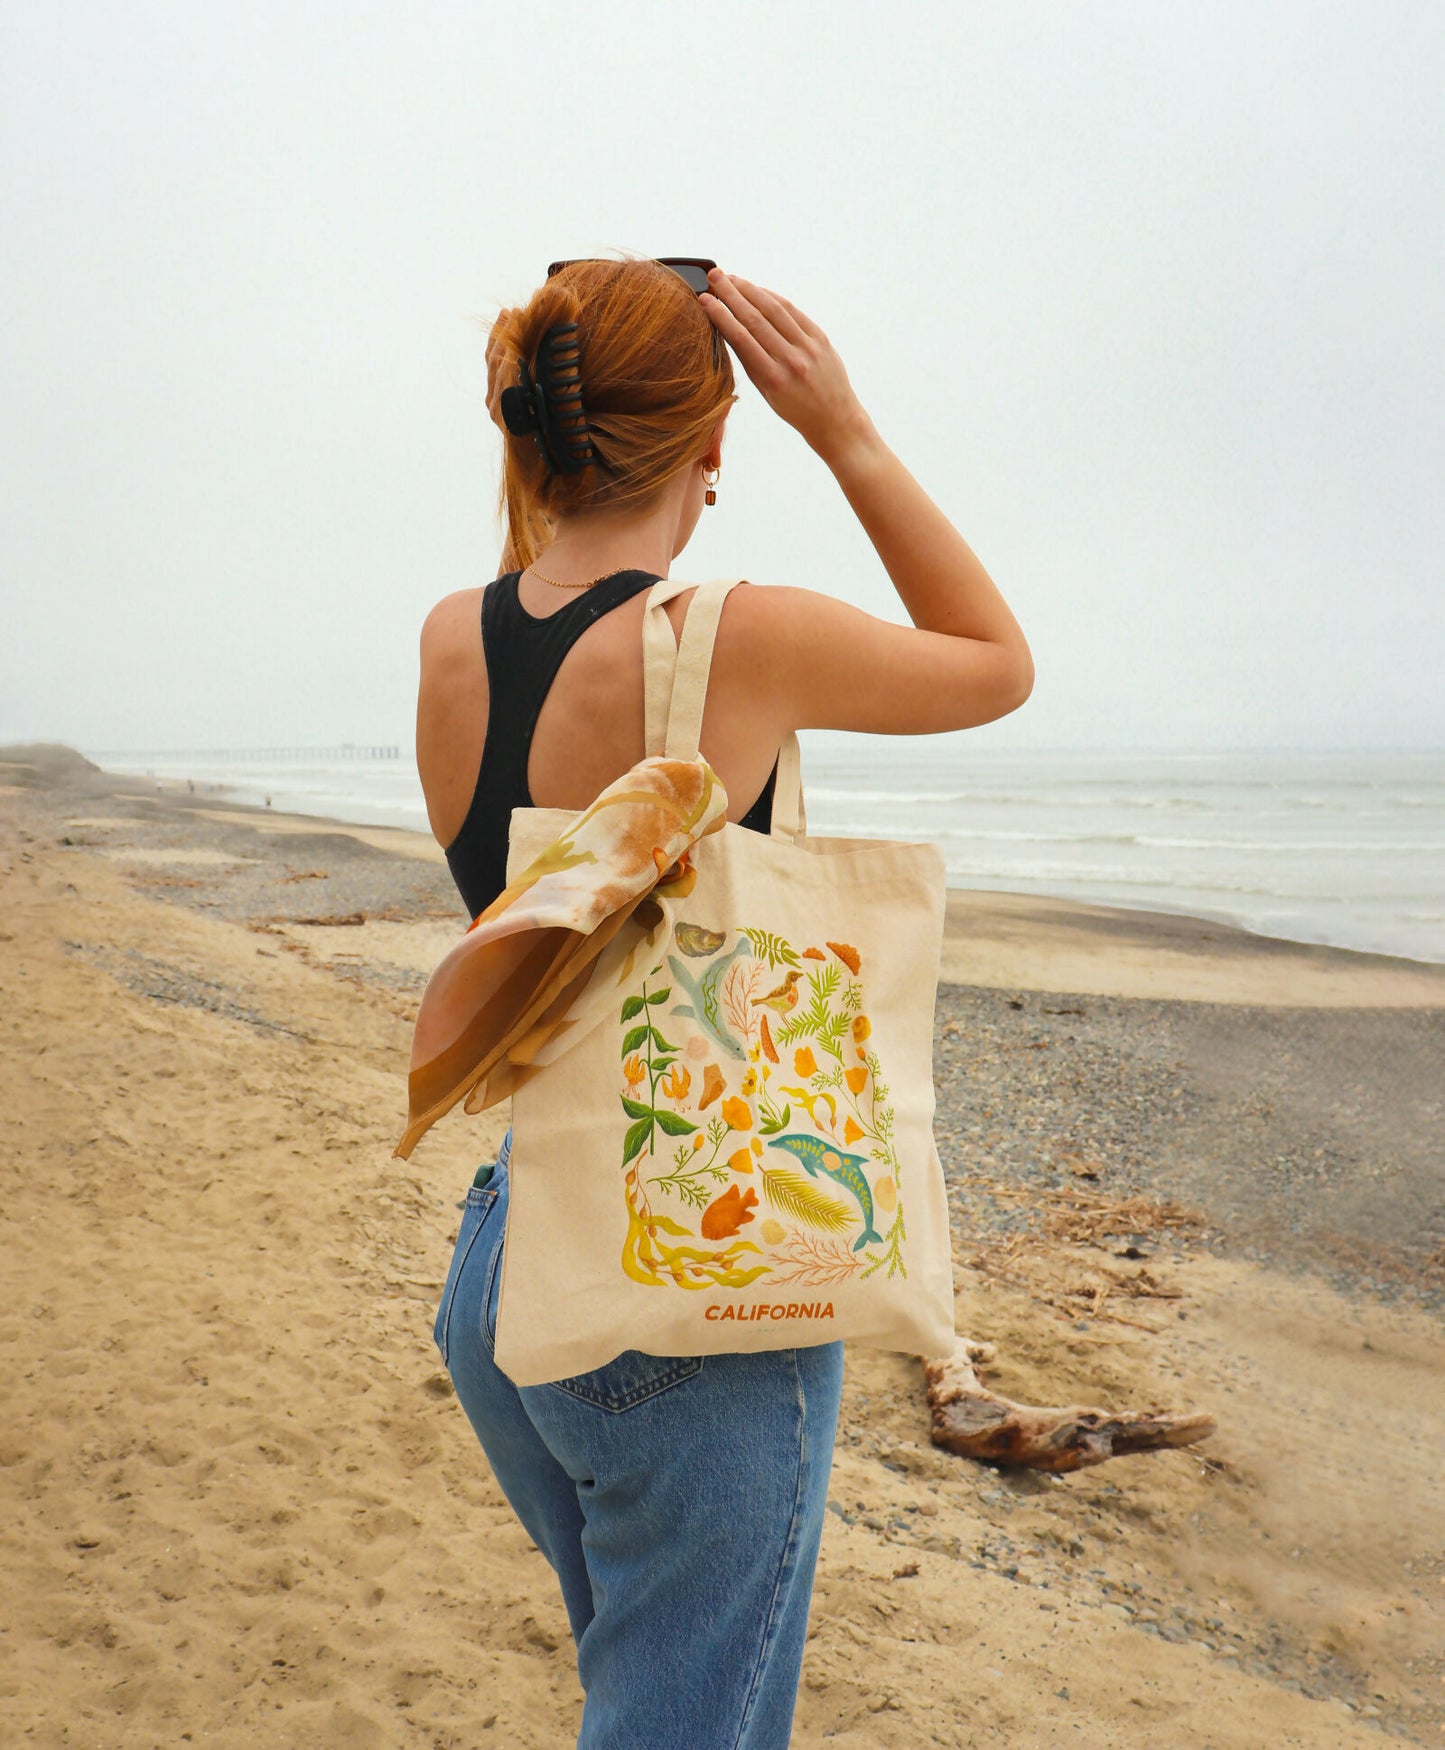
<box><xmin>95</xmin><ymin>741</ymin><xmax>1445</xmax><ymax>965</ymax></box>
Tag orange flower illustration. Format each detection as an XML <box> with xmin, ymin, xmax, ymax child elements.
<box><xmin>793</xmin><ymin>1046</ymin><xmax>817</xmax><ymax>1078</ymax></box>
<box><xmin>728</xmin><ymin>1147</ymin><xmax>755</xmax><ymax>1175</ymax></box>
<box><xmin>851</xmin><ymin>1015</ymin><xmax>871</xmax><ymax>1044</ymax></box>
<box><xmin>720</xmin><ymin>1096</ymin><xmax>753</xmax><ymax>1131</ymax></box>
<box><xmin>661</xmin><ymin>1064</ymin><xmax>691</xmax><ymax>1102</ymax></box>
<box><xmin>827</xmin><ymin>941</ymin><xmax>861</xmax><ymax>975</ymax></box>
<box><xmin>845</xmin><ymin>1066</ymin><xmax>868</xmax><ymax>1095</ymax></box>
<box><xmin>843</xmin><ymin>1116</ymin><xmax>865</xmax><ymax>1145</ymax></box>
<box><xmin>624</xmin><ymin>1053</ymin><xmax>647</xmax><ymax>1093</ymax></box>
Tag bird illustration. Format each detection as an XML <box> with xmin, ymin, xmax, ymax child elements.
<box><xmin>766</xmin><ymin>1134</ymin><xmax>882</xmax><ymax>1250</ymax></box>
<box><xmin>756</xmin><ymin>970</ymin><xmax>803</xmax><ymax>1015</ymax></box>
<box><xmin>666</xmin><ymin>938</ymin><xmax>752</xmax><ymax>1061</ymax></box>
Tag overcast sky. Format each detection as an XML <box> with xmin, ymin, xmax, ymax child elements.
<box><xmin>1</xmin><ymin>0</ymin><xmax>1441</xmax><ymax>754</ymax></box>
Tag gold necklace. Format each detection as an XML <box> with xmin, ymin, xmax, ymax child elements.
<box><xmin>527</xmin><ymin>563</ymin><xmax>632</xmax><ymax>591</ymax></box>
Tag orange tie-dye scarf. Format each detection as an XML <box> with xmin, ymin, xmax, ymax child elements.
<box><xmin>395</xmin><ymin>755</ymin><xmax>728</xmax><ymax>1159</ymax></box>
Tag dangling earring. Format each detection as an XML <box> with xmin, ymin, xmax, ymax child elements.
<box><xmin>702</xmin><ymin>465</ymin><xmax>720</xmax><ymax>507</ymax></box>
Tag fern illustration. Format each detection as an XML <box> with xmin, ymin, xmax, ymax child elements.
<box><xmin>742</xmin><ymin>927</ymin><xmax>800</xmax><ymax>971</ymax></box>
<box><xmin>775</xmin><ymin>964</ymin><xmax>842</xmax><ymax>1047</ymax></box>
<box><xmin>760</xmin><ymin>1166</ymin><xmax>852</xmax><ymax>1232</ymax></box>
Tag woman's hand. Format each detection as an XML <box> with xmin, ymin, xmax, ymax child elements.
<box><xmin>701</xmin><ymin>271</ymin><xmax>873</xmax><ymax>468</ymax></box>
<box><xmin>485</xmin><ymin>308</ymin><xmax>517</xmax><ymax>432</ymax></box>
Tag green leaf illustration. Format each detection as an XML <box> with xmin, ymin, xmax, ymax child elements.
<box><xmin>622</xmin><ymin>1114</ymin><xmax>655</xmax><ymax>1166</ymax></box>
<box><xmin>620</xmin><ymin>1095</ymin><xmax>654</xmax><ymax>1121</ymax></box>
<box><xmin>649</xmin><ymin>1025</ymin><xmax>678</xmax><ymax>1053</ymax></box>
<box><xmin>620</xmin><ymin>994</ymin><xmax>647</xmax><ymax>1022</ymax></box>
<box><xmin>758</xmin><ymin>1102</ymin><xmax>791</xmax><ymax>1136</ymax></box>
<box><xmin>742</xmin><ymin>927</ymin><xmax>801</xmax><ymax>971</ymax></box>
<box><xmin>654</xmin><ymin>1109</ymin><xmax>698</xmax><ymax>1137</ymax></box>
<box><xmin>645</xmin><ymin>987</ymin><xmax>671</xmax><ymax>1005</ymax></box>
<box><xmin>621</xmin><ymin>1023</ymin><xmax>651</xmax><ymax>1057</ymax></box>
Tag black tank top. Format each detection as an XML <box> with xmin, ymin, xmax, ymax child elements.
<box><xmin>444</xmin><ymin>570</ymin><xmax>777</xmax><ymax>919</ymax></box>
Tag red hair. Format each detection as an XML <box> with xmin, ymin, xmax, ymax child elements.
<box><xmin>493</xmin><ymin>258</ymin><xmax>736</xmax><ymax>568</ymax></box>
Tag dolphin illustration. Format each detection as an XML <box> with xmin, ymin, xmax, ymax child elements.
<box><xmin>666</xmin><ymin>937</ymin><xmax>752</xmax><ymax>1062</ymax></box>
<box><xmin>767</xmin><ymin>1134</ymin><xmax>883</xmax><ymax>1250</ymax></box>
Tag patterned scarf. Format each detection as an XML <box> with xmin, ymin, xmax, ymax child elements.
<box><xmin>396</xmin><ymin>756</ymin><xmax>728</xmax><ymax>1159</ymax></box>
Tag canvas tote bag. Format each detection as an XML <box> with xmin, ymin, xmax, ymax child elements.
<box><xmin>494</xmin><ymin>578</ymin><xmax>956</xmax><ymax>1386</ymax></box>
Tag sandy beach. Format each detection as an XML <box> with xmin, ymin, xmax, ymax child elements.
<box><xmin>3</xmin><ymin>743</ymin><xmax>1441</xmax><ymax>1747</ymax></box>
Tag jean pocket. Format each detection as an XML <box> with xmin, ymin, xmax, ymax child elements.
<box><xmin>434</xmin><ymin>1186</ymin><xmax>499</xmax><ymax>1368</ymax></box>
<box><xmin>547</xmin><ymin>1350</ymin><xmax>705</xmax><ymax>1413</ymax></box>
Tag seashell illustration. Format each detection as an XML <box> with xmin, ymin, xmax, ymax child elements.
<box><xmin>875</xmin><ymin>1175</ymin><xmax>897</xmax><ymax>1212</ymax></box>
<box><xmin>675</xmin><ymin>922</ymin><xmax>727</xmax><ymax>957</ymax></box>
<box><xmin>699</xmin><ymin>1062</ymin><xmax>727</xmax><ymax>1109</ymax></box>
<box><xmin>759</xmin><ymin>1218</ymin><xmax>787</xmax><ymax>1246</ymax></box>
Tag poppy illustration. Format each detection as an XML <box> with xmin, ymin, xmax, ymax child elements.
<box><xmin>720</xmin><ymin>1096</ymin><xmax>753</xmax><ymax>1131</ymax></box>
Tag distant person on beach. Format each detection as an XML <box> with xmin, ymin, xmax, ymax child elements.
<box><xmin>416</xmin><ymin>257</ymin><xmax>1032</xmax><ymax>1748</ymax></box>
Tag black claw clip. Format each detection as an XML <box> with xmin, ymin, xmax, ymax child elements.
<box><xmin>499</xmin><ymin>323</ymin><xmax>596</xmax><ymax>476</ymax></box>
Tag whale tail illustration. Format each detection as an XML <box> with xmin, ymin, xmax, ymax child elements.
<box><xmin>852</xmin><ymin>1222</ymin><xmax>884</xmax><ymax>1252</ymax></box>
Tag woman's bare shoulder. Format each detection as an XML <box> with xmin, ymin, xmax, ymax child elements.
<box><xmin>420</xmin><ymin>585</ymin><xmax>485</xmax><ymax>658</ymax></box>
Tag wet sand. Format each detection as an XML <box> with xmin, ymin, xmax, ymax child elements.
<box><xmin>3</xmin><ymin>744</ymin><xmax>1441</xmax><ymax>1746</ymax></box>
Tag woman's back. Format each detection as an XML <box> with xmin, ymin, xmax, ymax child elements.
<box><xmin>419</xmin><ymin>572</ymin><xmax>795</xmax><ymax>867</ymax></box>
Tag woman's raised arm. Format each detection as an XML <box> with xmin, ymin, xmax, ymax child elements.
<box><xmin>701</xmin><ymin>271</ymin><xmax>1033</xmax><ymax>736</ymax></box>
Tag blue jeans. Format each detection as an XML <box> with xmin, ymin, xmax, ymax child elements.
<box><xmin>434</xmin><ymin>1131</ymin><xmax>845</xmax><ymax>1750</ymax></box>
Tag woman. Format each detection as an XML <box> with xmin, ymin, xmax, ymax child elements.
<box><xmin>417</xmin><ymin>258</ymin><xmax>1032</xmax><ymax>1748</ymax></box>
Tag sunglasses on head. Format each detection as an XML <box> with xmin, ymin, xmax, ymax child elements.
<box><xmin>546</xmin><ymin>257</ymin><xmax>717</xmax><ymax>295</ymax></box>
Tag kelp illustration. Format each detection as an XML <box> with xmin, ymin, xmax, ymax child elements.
<box><xmin>615</xmin><ymin>926</ymin><xmax>909</xmax><ymax>1288</ymax></box>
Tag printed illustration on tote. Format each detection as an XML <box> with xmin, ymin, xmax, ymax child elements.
<box><xmin>615</xmin><ymin>923</ymin><xmax>907</xmax><ymax>1290</ymax></box>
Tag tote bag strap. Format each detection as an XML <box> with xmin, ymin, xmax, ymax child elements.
<box><xmin>642</xmin><ymin>578</ymin><xmax>805</xmax><ymax>845</ymax></box>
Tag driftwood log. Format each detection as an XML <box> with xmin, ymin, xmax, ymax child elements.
<box><xmin>923</xmin><ymin>1339</ymin><xmax>1216</xmax><ymax>1473</ymax></box>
